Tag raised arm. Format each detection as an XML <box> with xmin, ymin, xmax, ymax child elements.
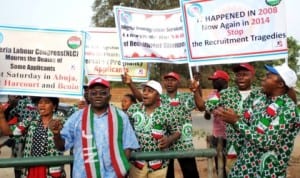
<box><xmin>121</xmin><ymin>72</ymin><xmax>143</xmax><ymax>102</ymax></box>
<box><xmin>190</xmin><ymin>79</ymin><xmax>206</xmax><ymax>111</ymax></box>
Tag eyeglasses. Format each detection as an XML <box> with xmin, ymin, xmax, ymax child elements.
<box><xmin>89</xmin><ymin>90</ymin><xmax>109</xmax><ymax>96</ymax></box>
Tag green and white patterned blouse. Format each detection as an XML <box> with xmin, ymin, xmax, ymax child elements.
<box><xmin>9</xmin><ymin>113</ymin><xmax>66</xmax><ymax>177</ymax></box>
<box><xmin>228</xmin><ymin>92</ymin><xmax>300</xmax><ymax>178</ymax></box>
<box><xmin>10</xmin><ymin>114</ymin><xmax>66</xmax><ymax>157</ymax></box>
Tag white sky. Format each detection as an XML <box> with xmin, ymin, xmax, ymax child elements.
<box><xmin>0</xmin><ymin>0</ymin><xmax>298</xmax><ymax>42</ymax></box>
<box><xmin>0</xmin><ymin>0</ymin><xmax>94</xmax><ymax>29</ymax></box>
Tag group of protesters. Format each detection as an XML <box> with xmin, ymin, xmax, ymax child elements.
<box><xmin>0</xmin><ymin>62</ymin><xmax>299</xmax><ymax>178</ymax></box>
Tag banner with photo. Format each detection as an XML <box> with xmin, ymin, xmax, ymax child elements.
<box><xmin>0</xmin><ymin>26</ymin><xmax>85</xmax><ymax>99</ymax></box>
<box><xmin>114</xmin><ymin>6</ymin><xmax>187</xmax><ymax>64</ymax></box>
<box><xmin>85</xmin><ymin>28</ymin><xmax>149</xmax><ymax>82</ymax></box>
<box><xmin>180</xmin><ymin>0</ymin><xmax>287</xmax><ymax>66</ymax></box>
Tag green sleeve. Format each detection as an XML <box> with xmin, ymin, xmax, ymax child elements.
<box><xmin>234</xmin><ymin>107</ymin><xmax>299</xmax><ymax>151</ymax></box>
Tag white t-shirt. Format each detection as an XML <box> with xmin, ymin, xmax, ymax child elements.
<box><xmin>240</xmin><ymin>90</ymin><xmax>251</xmax><ymax>101</ymax></box>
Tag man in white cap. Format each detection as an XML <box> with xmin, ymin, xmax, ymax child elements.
<box><xmin>126</xmin><ymin>80</ymin><xmax>182</xmax><ymax>178</ymax></box>
<box><xmin>215</xmin><ymin>63</ymin><xmax>300</xmax><ymax>177</ymax></box>
<box><xmin>122</xmin><ymin>72</ymin><xmax>201</xmax><ymax>178</ymax></box>
<box><xmin>50</xmin><ymin>77</ymin><xmax>139</xmax><ymax>178</ymax></box>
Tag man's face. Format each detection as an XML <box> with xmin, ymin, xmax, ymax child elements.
<box><xmin>88</xmin><ymin>85</ymin><xmax>111</xmax><ymax>109</ymax></box>
<box><xmin>234</xmin><ymin>69</ymin><xmax>254</xmax><ymax>91</ymax></box>
<box><xmin>212</xmin><ymin>79</ymin><xmax>228</xmax><ymax>91</ymax></box>
<box><xmin>163</xmin><ymin>77</ymin><xmax>179</xmax><ymax>93</ymax></box>
<box><xmin>261</xmin><ymin>72</ymin><xmax>283</xmax><ymax>95</ymax></box>
<box><xmin>142</xmin><ymin>86</ymin><xmax>160</xmax><ymax>107</ymax></box>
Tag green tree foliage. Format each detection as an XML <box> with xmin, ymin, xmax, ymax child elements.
<box><xmin>92</xmin><ymin>1</ymin><xmax>300</xmax><ymax>89</ymax></box>
<box><xmin>287</xmin><ymin>37</ymin><xmax>300</xmax><ymax>88</ymax></box>
<box><xmin>132</xmin><ymin>0</ymin><xmax>179</xmax><ymax>9</ymax></box>
<box><xmin>287</xmin><ymin>37</ymin><xmax>300</xmax><ymax>72</ymax></box>
<box><xmin>92</xmin><ymin>0</ymin><xmax>180</xmax><ymax>26</ymax></box>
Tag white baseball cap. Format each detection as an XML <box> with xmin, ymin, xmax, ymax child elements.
<box><xmin>141</xmin><ymin>80</ymin><xmax>162</xmax><ymax>95</ymax></box>
<box><xmin>265</xmin><ymin>63</ymin><xmax>297</xmax><ymax>88</ymax></box>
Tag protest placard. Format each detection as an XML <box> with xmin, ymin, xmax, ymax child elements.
<box><xmin>85</xmin><ymin>28</ymin><xmax>149</xmax><ymax>82</ymax></box>
<box><xmin>114</xmin><ymin>6</ymin><xmax>187</xmax><ymax>64</ymax></box>
<box><xmin>180</xmin><ymin>0</ymin><xmax>287</xmax><ymax>66</ymax></box>
<box><xmin>0</xmin><ymin>26</ymin><xmax>85</xmax><ymax>98</ymax></box>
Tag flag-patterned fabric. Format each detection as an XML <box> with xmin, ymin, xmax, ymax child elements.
<box><xmin>229</xmin><ymin>93</ymin><xmax>300</xmax><ymax>177</ymax></box>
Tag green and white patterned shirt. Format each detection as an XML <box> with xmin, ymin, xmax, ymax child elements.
<box><xmin>160</xmin><ymin>92</ymin><xmax>196</xmax><ymax>151</ymax></box>
<box><xmin>205</xmin><ymin>86</ymin><xmax>261</xmax><ymax>158</ymax></box>
<box><xmin>10</xmin><ymin>114</ymin><xmax>66</xmax><ymax>177</ymax></box>
<box><xmin>229</xmin><ymin>92</ymin><xmax>300</xmax><ymax>177</ymax></box>
<box><xmin>127</xmin><ymin>102</ymin><xmax>182</xmax><ymax>172</ymax></box>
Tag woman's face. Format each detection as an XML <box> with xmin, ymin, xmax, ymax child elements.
<box><xmin>37</xmin><ymin>98</ymin><xmax>56</xmax><ymax>117</ymax></box>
